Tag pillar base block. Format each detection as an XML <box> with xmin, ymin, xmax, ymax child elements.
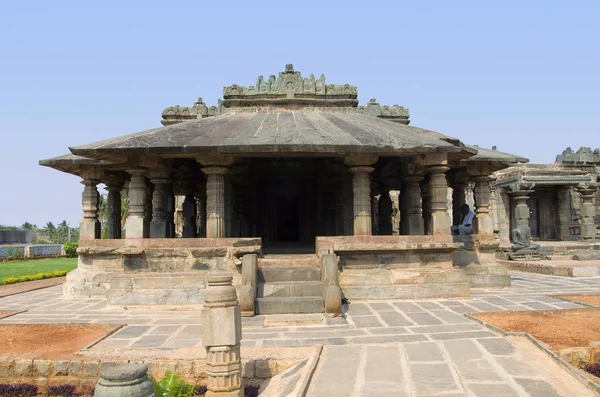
<box><xmin>125</xmin><ymin>217</ymin><xmax>145</xmax><ymax>238</ymax></box>
<box><xmin>80</xmin><ymin>221</ymin><xmax>100</xmax><ymax>240</ymax></box>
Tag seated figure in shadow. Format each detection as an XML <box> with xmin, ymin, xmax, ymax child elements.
<box><xmin>508</xmin><ymin>225</ymin><xmax>541</xmax><ymax>260</ymax></box>
<box><xmin>451</xmin><ymin>204</ymin><xmax>475</xmax><ymax>236</ymax></box>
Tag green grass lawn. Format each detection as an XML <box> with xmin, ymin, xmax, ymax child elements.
<box><xmin>0</xmin><ymin>258</ymin><xmax>77</xmax><ymax>280</ymax></box>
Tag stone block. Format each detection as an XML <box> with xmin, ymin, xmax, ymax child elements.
<box><xmin>569</xmin><ymin>347</ymin><xmax>591</xmax><ymax>365</ymax></box>
<box><xmin>52</xmin><ymin>360</ymin><xmax>69</xmax><ymax>376</ymax></box>
<box><xmin>570</xmin><ymin>266</ymin><xmax>599</xmax><ymax>277</ymax></box>
<box><xmin>83</xmin><ymin>361</ymin><xmax>100</xmax><ymax>377</ymax></box>
<box><xmin>202</xmin><ymin>306</ymin><xmax>242</xmax><ymax>346</ymax></box>
<box><xmin>0</xmin><ymin>362</ymin><xmax>14</xmax><ymax>378</ymax></box>
<box><xmin>255</xmin><ymin>297</ymin><xmax>325</xmax><ymax>314</ymax></box>
<box><xmin>33</xmin><ymin>360</ymin><xmax>51</xmax><ymax>377</ymax></box>
<box><xmin>410</xmin><ymin>363</ymin><xmax>460</xmax><ymax>393</ymax></box>
<box><xmin>514</xmin><ymin>378</ymin><xmax>562</xmax><ymax>397</ymax></box>
<box><xmin>339</xmin><ymin>269</ymin><xmax>390</xmax><ymax>286</ymax></box>
<box><xmin>255</xmin><ymin>361</ymin><xmax>277</xmax><ymax>378</ymax></box>
<box><xmin>192</xmin><ymin>362</ymin><xmax>207</xmax><ymax>380</ymax></box>
<box><xmin>242</xmin><ymin>361</ymin><xmax>255</xmax><ymax>378</ymax></box>
<box><xmin>191</xmin><ymin>248</ymin><xmax>227</xmax><ymax>257</ymax></box>
<box><xmin>467</xmin><ymin>383</ymin><xmax>520</xmax><ymax>397</ymax></box>
<box><xmin>177</xmin><ymin>361</ymin><xmax>194</xmax><ymax>380</ymax></box>
<box><xmin>69</xmin><ymin>360</ymin><xmax>82</xmax><ymax>376</ymax></box>
<box><xmin>389</xmin><ymin>270</ymin><xmax>420</xmax><ymax>284</ymax></box>
<box><xmin>445</xmin><ymin>269</ymin><xmax>467</xmax><ymax>283</ymax></box>
<box><xmin>14</xmin><ymin>360</ymin><xmax>33</xmax><ymax>377</ymax></box>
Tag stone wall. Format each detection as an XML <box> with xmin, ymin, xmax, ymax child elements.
<box><xmin>316</xmin><ymin>235</ymin><xmax>471</xmax><ymax>299</ymax></box>
<box><xmin>0</xmin><ymin>244</ymin><xmax>62</xmax><ymax>259</ymax></box>
<box><xmin>0</xmin><ymin>357</ymin><xmax>295</xmax><ymax>391</ymax></box>
<box><xmin>65</xmin><ymin>238</ymin><xmax>261</xmax><ymax>306</ymax></box>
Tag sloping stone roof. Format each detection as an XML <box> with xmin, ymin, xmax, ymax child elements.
<box><xmin>39</xmin><ymin>154</ymin><xmax>111</xmax><ymax>175</ymax></box>
<box><xmin>69</xmin><ymin>110</ymin><xmax>475</xmax><ymax>157</ymax></box>
<box><xmin>462</xmin><ymin>145</ymin><xmax>529</xmax><ymax>164</ymax></box>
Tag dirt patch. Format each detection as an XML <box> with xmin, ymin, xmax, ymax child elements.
<box><xmin>0</xmin><ymin>324</ymin><xmax>116</xmax><ymax>360</ymax></box>
<box><xmin>556</xmin><ymin>294</ymin><xmax>600</xmax><ymax>307</ymax></box>
<box><xmin>473</xmin><ymin>308</ymin><xmax>600</xmax><ymax>350</ymax></box>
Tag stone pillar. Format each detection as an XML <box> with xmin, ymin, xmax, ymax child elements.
<box><xmin>390</xmin><ymin>190</ymin><xmax>400</xmax><ymax>236</ymax></box>
<box><xmin>465</xmin><ymin>181</ymin><xmax>476</xmax><ymax>209</ymax></box>
<box><xmin>198</xmin><ymin>198</ymin><xmax>207</xmax><ymax>238</ymax></box>
<box><xmin>150</xmin><ymin>179</ymin><xmax>170</xmax><ymax>238</ymax></box>
<box><xmin>105</xmin><ymin>185</ymin><xmax>122</xmax><ymax>239</ymax></box>
<box><xmin>557</xmin><ymin>186</ymin><xmax>572</xmax><ymax>240</ymax></box>
<box><xmin>490</xmin><ymin>181</ymin><xmax>498</xmax><ymax>234</ymax></box>
<box><xmin>342</xmin><ymin>178</ymin><xmax>354</xmax><ymax>235</ymax></box>
<box><xmin>143</xmin><ymin>183</ymin><xmax>153</xmax><ymax>238</ymax></box>
<box><xmin>348</xmin><ymin>166</ymin><xmax>374</xmax><ymax>236</ymax></box>
<box><xmin>80</xmin><ymin>178</ymin><xmax>101</xmax><ymax>240</ymax></box>
<box><xmin>125</xmin><ymin>170</ymin><xmax>148</xmax><ymax>239</ymax></box>
<box><xmin>335</xmin><ymin>194</ymin><xmax>345</xmax><ymax>236</ymax></box>
<box><xmin>578</xmin><ymin>185</ymin><xmax>598</xmax><ymax>240</ymax></box>
<box><xmin>427</xmin><ymin>166</ymin><xmax>451</xmax><ymax>235</ymax></box>
<box><xmin>204</xmin><ymin>167</ymin><xmax>228</xmax><ymax>238</ymax></box>
<box><xmin>225</xmin><ymin>177</ymin><xmax>233</xmax><ymax>238</ymax></box>
<box><xmin>510</xmin><ymin>190</ymin><xmax>532</xmax><ymax>230</ymax></box>
<box><xmin>378</xmin><ymin>190</ymin><xmax>393</xmax><ymax>235</ymax></box>
<box><xmin>452</xmin><ymin>182</ymin><xmax>467</xmax><ymax>226</ymax></box>
<box><xmin>182</xmin><ymin>190</ymin><xmax>197</xmax><ymax>238</ymax></box>
<box><xmin>166</xmin><ymin>191</ymin><xmax>176</xmax><ymax>238</ymax></box>
<box><xmin>371</xmin><ymin>195</ymin><xmax>379</xmax><ymax>235</ymax></box>
<box><xmin>202</xmin><ymin>275</ymin><xmax>243</xmax><ymax>397</ymax></box>
<box><xmin>473</xmin><ymin>176</ymin><xmax>493</xmax><ymax>237</ymax></box>
<box><xmin>404</xmin><ymin>176</ymin><xmax>424</xmax><ymax>235</ymax></box>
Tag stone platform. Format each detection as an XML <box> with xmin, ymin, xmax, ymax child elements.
<box><xmin>499</xmin><ymin>259</ymin><xmax>600</xmax><ymax>277</ymax></box>
<box><xmin>65</xmin><ymin>238</ymin><xmax>261</xmax><ymax>306</ymax></box>
<box><xmin>1</xmin><ymin>272</ymin><xmax>599</xmax><ymax>396</ymax></box>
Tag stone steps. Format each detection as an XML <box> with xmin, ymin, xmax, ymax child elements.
<box><xmin>258</xmin><ymin>266</ymin><xmax>321</xmax><ymax>283</ymax></box>
<box><xmin>255</xmin><ymin>256</ymin><xmax>324</xmax><ymax>314</ymax></box>
<box><xmin>258</xmin><ymin>254</ymin><xmax>320</xmax><ymax>268</ymax></box>
<box><xmin>258</xmin><ymin>281</ymin><xmax>322</xmax><ymax>298</ymax></box>
<box><xmin>255</xmin><ymin>296</ymin><xmax>325</xmax><ymax>314</ymax></box>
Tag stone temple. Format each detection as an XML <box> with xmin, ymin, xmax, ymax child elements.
<box><xmin>41</xmin><ymin>64</ymin><xmax>539</xmax><ymax>314</ymax></box>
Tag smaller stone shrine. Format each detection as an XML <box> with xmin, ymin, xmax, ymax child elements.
<box><xmin>493</xmin><ymin>147</ymin><xmax>599</xmax><ymax>243</ymax></box>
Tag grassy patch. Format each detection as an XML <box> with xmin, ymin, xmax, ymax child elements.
<box><xmin>0</xmin><ymin>258</ymin><xmax>77</xmax><ymax>280</ymax></box>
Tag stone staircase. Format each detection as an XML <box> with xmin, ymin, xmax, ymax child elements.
<box><xmin>255</xmin><ymin>254</ymin><xmax>325</xmax><ymax>314</ymax></box>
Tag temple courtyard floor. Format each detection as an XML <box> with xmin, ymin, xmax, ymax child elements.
<box><xmin>1</xmin><ymin>272</ymin><xmax>600</xmax><ymax>396</ymax></box>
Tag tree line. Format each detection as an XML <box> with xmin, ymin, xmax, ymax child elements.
<box><xmin>2</xmin><ymin>190</ymin><xmax>130</xmax><ymax>242</ymax></box>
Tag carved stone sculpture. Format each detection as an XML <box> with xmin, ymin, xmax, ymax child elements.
<box><xmin>94</xmin><ymin>364</ymin><xmax>155</xmax><ymax>397</ymax></box>
<box><xmin>508</xmin><ymin>225</ymin><xmax>542</xmax><ymax>261</ymax></box>
<box><xmin>202</xmin><ymin>275</ymin><xmax>243</xmax><ymax>397</ymax></box>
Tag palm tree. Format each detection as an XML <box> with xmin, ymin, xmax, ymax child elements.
<box><xmin>98</xmin><ymin>193</ymin><xmax>108</xmax><ymax>238</ymax></box>
<box><xmin>120</xmin><ymin>190</ymin><xmax>130</xmax><ymax>230</ymax></box>
<box><xmin>44</xmin><ymin>222</ymin><xmax>56</xmax><ymax>241</ymax></box>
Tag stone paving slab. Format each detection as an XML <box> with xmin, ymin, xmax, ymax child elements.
<box><xmin>1</xmin><ymin>271</ymin><xmax>599</xmax><ymax>396</ymax></box>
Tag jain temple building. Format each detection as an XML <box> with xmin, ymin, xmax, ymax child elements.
<box><xmin>41</xmin><ymin>65</ymin><xmax>599</xmax><ymax>316</ymax></box>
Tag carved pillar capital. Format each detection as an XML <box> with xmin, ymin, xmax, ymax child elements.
<box><xmin>195</xmin><ymin>155</ymin><xmax>235</xmax><ymax>167</ymax></box>
<box><xmin>344</xmin><ymin>153</ymin><xmax>378</xmax><ymax>167</ymax></box>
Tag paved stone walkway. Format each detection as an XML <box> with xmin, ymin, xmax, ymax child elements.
<box><xmin>1</xmin><ymin>272</ymin><xmax>599</xmax><ymax>396</ymax></box>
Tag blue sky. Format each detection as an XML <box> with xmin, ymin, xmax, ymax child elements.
<box><xmin>1</xmin><ymin>1</ymin><xmax>598</xmax><ymax>227</ymax></box>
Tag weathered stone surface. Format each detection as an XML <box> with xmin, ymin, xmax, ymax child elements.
<box><xmin>95</xmin><ymin>364</ymin><xmax>155</xmax><ymax>397</ymax></box>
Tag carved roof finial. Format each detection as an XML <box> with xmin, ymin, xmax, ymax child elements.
<box><xmin>285</xmin><ymin>64</ymin><xmax>294</xmax><ymax>73</ymax></box>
